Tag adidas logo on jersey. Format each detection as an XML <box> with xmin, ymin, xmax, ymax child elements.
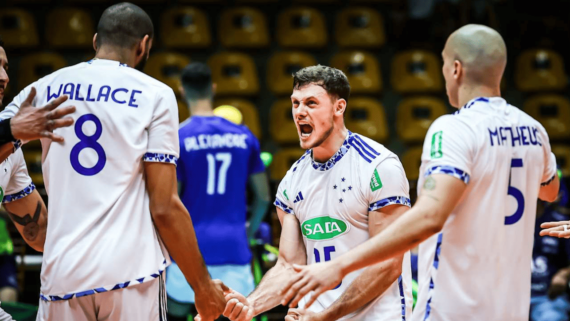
<box><xmin>293</xmin><ymin>192</ymin><xmax>304</xmax><ymax>203</ymax></box>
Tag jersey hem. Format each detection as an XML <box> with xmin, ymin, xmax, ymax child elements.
<box><xmin>39</xmin><ymin>259</ymin><xmax>167</xmax><ymax>301</ymax></box>
<box><xmin>3</xmin><ymin>183</ymin><xmax>36</xmax><ymax>204</ymax></box>
<box><xmin>143</xmin><ymin>153</ymin><xmax>178</xmax><ymax>166</ymax></box>
<box><xmin>425</xmin><ymin>165</ymin><xmax>470</xmax><ymax>184</ymax></box>
<box><xmin>368</xmin><ymin>196</ymin><xmax>411</xmax><ymax>211</ymax></box>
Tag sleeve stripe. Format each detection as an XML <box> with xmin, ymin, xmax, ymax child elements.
<box><xmin>3</xmin><ymin>183</ymin><xmax>36</xmax><ymax>204</ymax></box>
<box><xmin>425</xmin><ymin>165</ymin><xmax>470</xmax><ymax>184</ymax></box>
<box><xmin>541</xmin><ymin>174</ymin><xmax>556</xmax><ymax>187</ymax></box>
<box><xmin>274</xmin><ymin>198</ymin><xmax>294</xmax><ymax>214</ymax></box>
<box><xmin>369</xmin><ymin>196</ymin><xmax>411</xmax><ymax>211</ymax></box>
<box><xmin>143</xmin><ymin>153</ymin><xmax>178</xmax><ymax>166</ymax></box>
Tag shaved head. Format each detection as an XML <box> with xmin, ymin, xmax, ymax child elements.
<box><xmin>96</xmin><ymin>2</ymin><xmax>153</xmax><ymax>49</ymax></box>
<box><xmin>442</xmin><ymin>24</ymin><xmax>506</xmax><ymax>107</ymax></box>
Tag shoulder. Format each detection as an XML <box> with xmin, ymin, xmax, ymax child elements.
<box><xmin>125</xmin><ymin>67</ymin><xmax>173</xmax><ymax>92</ymax></box>
<box><xmin>346</xmin><ymin>132</ymin><xmax>392</xmax><ymax>166</ymax></box>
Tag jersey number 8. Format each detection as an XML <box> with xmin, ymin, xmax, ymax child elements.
<box><xmin>70</xmin><ymin>114</ymin><xmax>107</xmax><ymax>176</ymax></box>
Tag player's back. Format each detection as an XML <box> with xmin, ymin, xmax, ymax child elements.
<box><xmin>178</xmin><ymin>116</ymin><xmax>264</xmax><ymax>265</ymax></box>
<box><xmin>17</xmin><ymin>59</ymin><xmax>179</xmax><ymax>300</ymax></box>
<box><xmin>413</xmin><ymin>97</ymin><xmax>557</xmax><ymax>321</ymax></box>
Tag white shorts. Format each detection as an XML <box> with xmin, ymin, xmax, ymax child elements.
<box><xmin>36</xmin><ymin>274</ymin><xmax>167</xmax><ymax>321</ymax></box>
<box><xmin>166</xmin><ymin>263</ymin><xmax>254</xmax><ymax>304</ymax></box>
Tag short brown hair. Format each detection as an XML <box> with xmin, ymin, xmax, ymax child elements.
<box><xmin>293</xmin><ymin>65</ymin><xmax>351</xmax><ymax>102</ymax></box>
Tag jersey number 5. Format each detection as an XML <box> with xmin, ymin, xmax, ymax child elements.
<box><xmin>206</xmin><ymin>152</ymin><xmax>232</xmax><ymax>195</ymax></box>
<box><xmin>70</xmin><ymin>114</ymin><xmax>106</xmax><ymax>176</ymax></box>
<box><xmin>505</xmin><ymin>158</ymin><xmax>525</xmax><ymax>225</ymax></box>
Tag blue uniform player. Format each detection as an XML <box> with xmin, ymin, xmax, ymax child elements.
<box><xmin>166</xmin><ymin>62</ymin><xmax>270</xmax><ymax>321</ymax></box>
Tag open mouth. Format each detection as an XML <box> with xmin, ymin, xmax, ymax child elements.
<box><xmin>299</xmin><ymin>124</ymin><xmax>314</xmax><ymax>138</ymax></box>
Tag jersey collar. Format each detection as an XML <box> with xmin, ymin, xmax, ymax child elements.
<box><xmin>310</xmin><ymin>131</ymin><xmax>353</xmax><ymax>171</ymax></box>
<box><xmin>87</xmin><ymin>58</ymin><xmax>129</xmax><ymax>68</ymax></box>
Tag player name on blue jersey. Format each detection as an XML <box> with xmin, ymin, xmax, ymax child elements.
<box><xmin>488</xmin><ymin>125</ymin><xmax>543</xmax><ymax>147</ymax></box>
<box><xmin>47</xmin><ymin>83</ymin><xmax>142</xmax><ymax>108</ymax></box>
<box><xmin>183</xmin><ymin>133</ymin><xmax>249</xmax><ymax>152</ymax></box>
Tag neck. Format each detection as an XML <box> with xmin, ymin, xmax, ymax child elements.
<box><xmin>189</xmin><ymin>99</ymin><xmax>214</xmax><ymax>117</ymax></box>
<box><xmin>95</xmin><ymin>46</ymin><xmax>136</xmax><ymax>67</ymax></box>
<box><xmin>312</xmin><ymin>124</ymin><xmax>348</xmax><ymax>163</ymax></box>
<box><xmin>457</xmin><ymin>84</ymin><xmax>501</xmax><ymax>107</ymax></box>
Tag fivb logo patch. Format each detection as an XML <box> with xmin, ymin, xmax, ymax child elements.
<box><xmin>301</xmin><ymin>216</ymin><xmax>350</xmax><ymax>241</ymax></box>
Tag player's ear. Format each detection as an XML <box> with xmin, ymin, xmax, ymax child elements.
<box><xmin>335</xmin><ymin>98</ymin><xmax>347</xmax><ymax>116</ymax></box>
<box><xmin>137</xmin><ymin>35</ymin><xmax>150</xmax><ymax>58</ymax></box>
<box><xmin>453</xmin><ymin>60</ymin><xmax>462</xmax><ymax>81</ymax></box>
<box><xmin>212</xmin><ymin>83</ymin><xmax>217</xmax><ymax>96</ymax></box>
<box><xmin>179</xmin><ymin>85</ymin><xmax>185</xmax><ymax>99</ymax></box>
<box><xmin>93</xmin><ymin>34</ymin><xmax>98</xmax><ymax>52</ymax></box>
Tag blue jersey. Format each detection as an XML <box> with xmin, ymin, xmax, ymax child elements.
<box><xmin>177</xmin><ymin>116</ymin><xmax>265</xmax><ymax>265</ymax></box>
<box><xmin>531</xmin><ymin>209</ymin><xmax>570</xmax><ymax>297</ymax></box>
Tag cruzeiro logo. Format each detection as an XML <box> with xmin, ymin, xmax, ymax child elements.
<box><xmin>301</xmin><ymin>216</ymin><xmax>349</xmax><ymax>240</ymax></box>
<box><xmin>431</xmin><ymin>131</ymin><xmax>443</xmax><ymax>159</ymax></box>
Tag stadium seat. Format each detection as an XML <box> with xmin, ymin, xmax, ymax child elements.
<box><xmin>215</xmin><ymin>98</ymin><xmax>262</xmax><ymax>138</ymax></box>
<box><xmin>277</xmin><ymin>7</ymin><xmax>327</xmax><ymax>48</ymax></box>
<box><xmin>144</xmin><ymin>52</ymin><xmax>190</xmax><ymax>96</ymax></box>
<box><xmin>271</xmin><ymin>148</ymin><xmax>306</xmax><ymax>181</ymax></box>
<box><xmin>161</xmin><ymin>7</ymin><xmax>211</xmax><ymax>48</ymax></box>
<box><xmin>236</xmin><ymin>0</ymin><xmax>278</xmax><ymax>3</ymax></box>
<box><xmin>330</xmin><ymin>51</ymin><xmax>382</xmax><ymax>94</ymax></box>
<box><xmin>524</xmin><ymin>95</ymin><xmax>570</xmax><ymax>141</ymax></box>
<box><xmin>293</xmin><ymin>0</ymin><xmax>339</xmax><ymax>2</ymax></box>
<box><xmin>23</xmin><ymin>149</ymin><xmax>43</xmax><ymax>185</ymax></box>
<box><xmin>335</xmin><ymin>8</ymin><xmax>385</xmax><ymax>48</ymax></box>
<box><xmin>177</xmin><ymin>100</ymin><xmax>190</xmax><ymax>123</ymax></box>
<box><xmin>208</xmin><ymin>52</ymin><xmax>259</xmax><ymax>96</ymax></box>
<box><xmin>18</xmin><ymin>53</ymin><xmax>67</xmax><ymax>91</ymax></box>
<box><xmin>219</xmin><ymin>7</ymin><xmax>269</xmax><ymax>48</ymax></box>
<box><xmin>0</xmin><ymin>9</ymin><xmax>39</xmax><ymax>48</ymax></box>
<box><xmin>46</xmin><ymin>8</ymin><xmax>94</xmax><ymax>48</ymax></box>
<box><xmin>515</xmin><ymin>49</ymin><xmax>568</xmax><ymax>92</ymax></box>
<box><xmin>391</xmin><ymin>50</ymin><xmax>443</xmax><ymax>93</ymax></box>
<box><xmin>552</xmin><ymin>145</ymin><xmax>570</xmax><ymax>177</ymax></box>
<box><xmin>345</xmin><ymin>97</ymin><xmax>388</xmax><ymax>143</ymax></box>
<box><xmin>396</xmin><ymin>97</ymin><xmax>447</xmax><ymax>143</ymax></box>
<box><xmin>267</xmin><ymin>52</ymin><xmax>317</xmax><ymax>96</ymax></box>
<box><xmin>269</xmin><ymin>99</ymin><xmax>297</xmax><ymax>144</ymax></box>
<box><xmin>401</xmin><ymin>147</ymin><xmax>423</xmax><ymax>181</ymax></box>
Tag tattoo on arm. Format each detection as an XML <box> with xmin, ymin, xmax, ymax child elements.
<box><xmin>6</xmin><ymin>201</ymin><xmax>42</xmax><ymax>242</ymax></box>
<box><xmin>423</xmin><ymin>176</ymin><xmax>436</xmax><ymax>190</ymax></box>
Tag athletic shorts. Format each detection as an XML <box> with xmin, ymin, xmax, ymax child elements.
<box><xmin>0</xmin><ymin>255</ymin><xmax>17</xmax><ymax>290</ymax></box>
<box><xmin>36</xmin><ymin>273</ymin><xmax>167</xmax><ymax>321</ymax></box>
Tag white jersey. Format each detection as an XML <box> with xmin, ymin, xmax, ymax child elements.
<box><xmin>2</xmin><ymin>59</ymin><xmax>179</xmax><ymax>300</ymax></box>
<box><xmin>275</xmin><ymin>131</ymin><xmax>413</xmax><ymax>321</ymax></box>
<box><xmin>412</xmin><ymin>97</ymin><xmax>558</xmax><ymax>321</ymax></box>
<box><xmin>0</xmin><ymin>149</ymin><xmax>35</xmax><ymax>206</ymax></box>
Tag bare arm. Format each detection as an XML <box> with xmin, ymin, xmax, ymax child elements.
<box><xmin>221</xmin><ymin>208</ymin><xmax>307</xmax><ymax>321</ymax></box>
<box><xmin>281</xmin><ymin>174</ymin><xmax>467</xmax><ymax>308</ymax></box>
<box><xmin>145</xmin><ymin>162</ymin><xmax>226</xmax><ymax>321</ymax></box>
<box><xmin>247</xmin><ymin>172</ymin><xmax>271</xmax><ymax>239</ymax></box>
<box><xmin>4</xmin><ymin>190</ymin><xmax>47</xmax><ymax>252</ymax></box>
<box><xmin>539</xmin><ymin>174</ymin><xmax>560</xmax><ymax>203</ymax></box>
<box><xmin>315</xmin><ymin>204</ymin><xmax>409</xmax><ymax>320</ymax></box>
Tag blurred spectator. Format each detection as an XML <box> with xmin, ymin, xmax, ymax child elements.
<box><xmin>166</xmin><ymin>62</ymin><xmax>271</xmax><ymax>321</ymax></box>
<box><xmin>531</xmin><ymin>176</ymin><xmax>570</xmax><ymax>321</ymax></box>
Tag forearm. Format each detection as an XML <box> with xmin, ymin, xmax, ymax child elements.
<box><xmin>248</xmin><ymin>259</ymin><xmax>298</xmax><ymax>315</ymax></box>
<box><xmin>247</xmin><ymin>198</ymin><xmax>269</xmax><ymax>239</ymax></box>
<box><xmin>152</xmin><ymin>198</ymin><xmax>211</xmax><ymax>292</ymax></box>
<box><xmin>339</xmin><ymin>204</ymin><xmax>440</xmax><ymax>277</ymax></box>
<box><xmin>4</xmin><ymin>193</ymin><xmax>48</xmax><ymax>252</ymax></box>
<box><xmin>320</xmin><ymin>256</ymin><xmax>403</xmax><ymax>320</ymax></box>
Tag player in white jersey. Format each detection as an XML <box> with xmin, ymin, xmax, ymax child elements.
<box><xmin>280</xmin><ymin>25</ymin><xmax>560</xmax><ymax>321</ymax></box>
<box><xmin>207</xmin><ymin>65</ymin><xmax>413</xmax><ymax>321</ymax></box>
<box><xmin>1</xmin><ymin>3</ymin><xmax>227</xmax><ymax>321</ymax></box>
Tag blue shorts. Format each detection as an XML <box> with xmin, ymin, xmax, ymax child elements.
<box><xmin>166</xmin><ymin>263</ymin><xmax>255</xmax><ymax>304</ymax></box>
<box><xmin>0</xmin><ymin>255</ymin><xmax>17</xmax><ymax>289</ymax></box>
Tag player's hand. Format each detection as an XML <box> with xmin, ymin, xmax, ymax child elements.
<box><xmin>10</xmin><ymin>87</ymin><xmax>76</xmax><ymax>143</ymax></box>
<box><xmin>194</xmin><ymin>279</ymin><xmax>229</xmax><ymax>321</ymax></box>
<box><xmin>285</xmin><ymin>308</ymin><xmax>323</xmax><ymax>321</ymax></box>
<box><xmin>222</xmin><ymin>290</ymin><xmax>255</xmax><ymax>321</ymax></box>
<box><xmin>279</xmin><ymin>261</ymin><xmax>343</xmax><ymax>309</ymax></box>
<box><xmin>540</xmin><ymin>221</ymin><xmax>570</xmax><ymax>239</ymax></box>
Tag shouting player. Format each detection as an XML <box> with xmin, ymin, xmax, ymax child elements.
<box><xmin>210</xmin><ymin>65</ymin><xmax>413</xmax><ymax>321</ymax></box>
<box><xmin>1</xmin><ymin>3</ymin><xmax>226</xmax><ymax>321</ymax></box>
<box><xmin>280</xmin><ymin>25</ymin><xmax>560</xmax><ymax>321</ymax></box>
<box><xmin>167</xmin><ymin>62</ymin><xmax>270</xmax><ymax>321</ymax></box>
